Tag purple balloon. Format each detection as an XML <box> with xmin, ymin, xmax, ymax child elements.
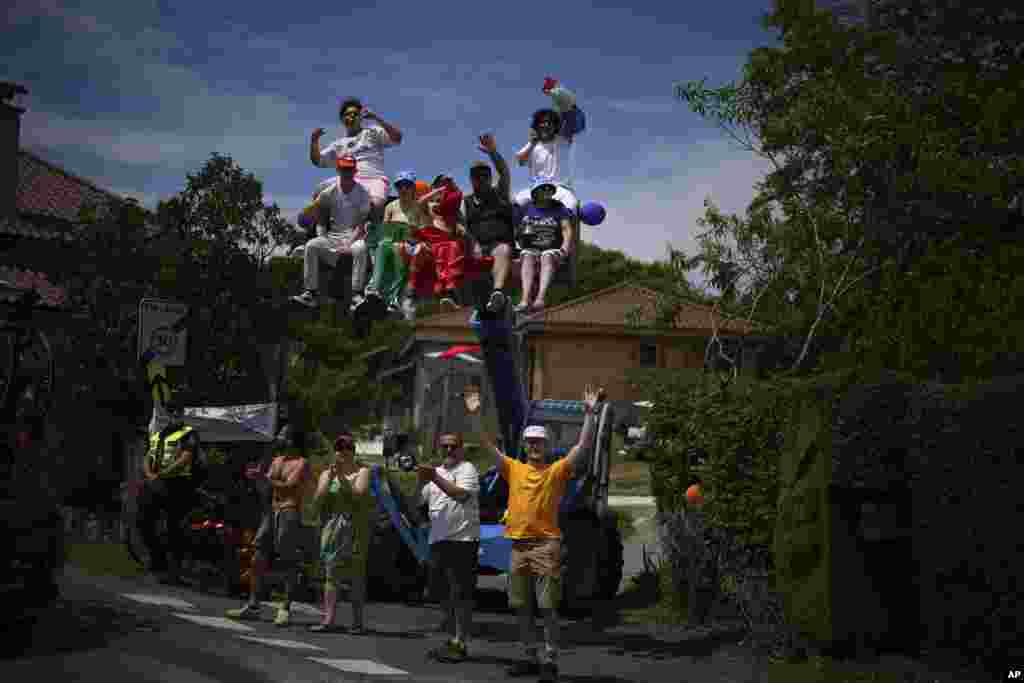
<box><xmin>580</xmin><ymin>201</ymin><xmax>606</xmax><ymax>226</ymax></box>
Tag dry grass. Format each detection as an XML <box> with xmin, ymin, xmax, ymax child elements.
<box><xmin>609</xmin><ymin>459</ymin><xmax>652</xmax><ymax>496</ymax></box>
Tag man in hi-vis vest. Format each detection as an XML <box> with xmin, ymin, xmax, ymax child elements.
<box><xmin>138</xmin><ymin>388</ymin><xmax>199</xmax><ymax>585</ymax></box>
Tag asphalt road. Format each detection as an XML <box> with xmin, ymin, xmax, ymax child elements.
<box><xmin>2</xmin><ymin>565</ymin><xmax>762</xmax><ymax>683</ymax></box>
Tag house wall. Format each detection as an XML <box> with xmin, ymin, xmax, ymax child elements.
<box><xmin>526</xmin><ymin>332</ymin><xmax>706</xmax><ymax>401</ymax></box>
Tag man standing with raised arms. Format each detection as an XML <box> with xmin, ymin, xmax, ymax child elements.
<box><xmin>467</xmin><ymin>385</ymin><xmax>604</xmax><ymax>683</ymax></box>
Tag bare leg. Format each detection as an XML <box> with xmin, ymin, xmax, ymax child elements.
<box><xmin>520</xmin><ymin>253</ymin><xmax>538</xmax><ymax>307</ymax></box>
<box><xmin>492</xmin><ymin>243</ymin><xmax>511</xmax><ymax>291</ymax></box>
<box><xmin>534</xmin><ymin>251</ymin><xmax>559</xmax><ymax>308</ymax></box>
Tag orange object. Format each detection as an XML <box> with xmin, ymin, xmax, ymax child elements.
<box><xmin>414</xmin><ymin>179</ymin><xmax>431</xmax><ymax>198</ymax></box>
<box><xmin>686</xmin><ymin>484</ymin><xmax>704</xmax><ymax>506</ymax></box>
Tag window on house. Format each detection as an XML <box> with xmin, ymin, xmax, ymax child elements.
<box><xmin>638</xmin><ymin>341</ymin><xmax>658</xmax><ymax>368</ymax></box>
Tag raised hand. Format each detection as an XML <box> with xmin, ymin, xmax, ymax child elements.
<box><xmin>464</xmin><ymin>387</ymin><xmax>481</xmax><ymax>415</ymax></box>
<box><xmin>312</xmin><ymin>127</ymin><xmax>326</xmax><ymax>140</ymax></box>
<box><xmin>583</xmin><ymin>384</ymin><xmax>605</xmax><ymax>413</ymax></box>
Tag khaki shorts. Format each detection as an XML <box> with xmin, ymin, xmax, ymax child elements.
<box><xmin>509</xmin><ymin>538</ymin><xmax>562</xmax><ymax>610</ymax></box>
<box><xmin>510</xmin><ymin>538</ymin><xmax>561</xmax><ymax>577</ymax></box>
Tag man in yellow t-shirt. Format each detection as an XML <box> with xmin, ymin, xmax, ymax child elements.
<box><xmin>474</xmin><ymin>385</ymin><xmax>603</xmax><ymax>683</ymax></box>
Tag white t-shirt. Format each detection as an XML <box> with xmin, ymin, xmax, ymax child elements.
<box><xmin>420</xmin><ymin>460</ymin><xmax>480</xmax><ymax>544</ymax></box>
<box><xmin>518</xmin><ymin>135</ymin><xmax>574</xmax><ymax>188</ymax></box>
<box><xmin>316</xmin><ymin>180</ymin><xmax>371</xmax><ymax>237</ymax></box>
<box><xmin>318</xmin><ymin>125</ymin><xmax>396</xmax><ymax>178</ymax></box>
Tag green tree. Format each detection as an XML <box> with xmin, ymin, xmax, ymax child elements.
<box><xmin>671</xmin><ymin>0</ymin><xmax>1024</xmax><ymax>381</ymax></box>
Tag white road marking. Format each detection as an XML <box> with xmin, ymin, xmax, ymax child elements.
<box><xmin>309</xmin><ymin>658</ymin><xmax>409</xmax><ymax>676</ymax></box>
<box><xmin>238</xmin><ymin>636</ymin><xmax>326</xmax><ymax>652</ymax></box>
<box><xmin>121</xmin><ymin>593</ymin><xmax>197</xmax><ymax>610</ymax></box>
<box><xmin>172</xmin><ymin>613</ymin><xmax>255</xmax><ymax>632</ymax></box>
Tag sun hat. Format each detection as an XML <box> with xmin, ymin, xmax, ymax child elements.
<box><xmin>523</xmin><ymin>425</ymin><xmax>548</xmax><ymax>440</ymax></box>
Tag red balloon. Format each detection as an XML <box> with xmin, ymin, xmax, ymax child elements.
<box><xmin>686</xmin><ymin>484</ymin><xmax>704</xmax><ymax>506</ymax></box>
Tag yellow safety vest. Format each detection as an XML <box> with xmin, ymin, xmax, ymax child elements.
<box><xmin>148</xmin><ymin>426</ymin><xmax>195</xmax><ymax>478</ymax></box>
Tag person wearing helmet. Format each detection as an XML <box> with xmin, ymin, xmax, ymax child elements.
<box><xmin>514</xmin><ymin>178</ymin><xmax>575</xmax><ymax>313</ymax></box>
<box><xmin>291</xmin><ymin>154</ymin><xmax>371</xmax><ymax>309</ymax></box>
<box><xmin>513</xmin><ymin>106</ymin><xmax>578</xmax><ymax>212</ymax></box>
<box><xmin>468</xmin><ymin>385</ymin><xmax>604</xmax><ymax>683</ymax></box>
<box><xmin>310</xmin><ymin>97</ymin><xmax>402</xmax><ymax>216</ymax></box>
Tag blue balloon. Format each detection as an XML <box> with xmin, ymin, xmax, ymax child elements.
<box><xmin>579</xmin><ymin>201</ymin><xmax>606</xmax><ymax>226</ymax></box>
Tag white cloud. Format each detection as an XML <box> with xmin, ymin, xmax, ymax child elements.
<box><xmin>602</xmin><ymin>99</ymin><xmax>680</xmax><ymax>115</ymax></box>
<box><xmin>575</xmin><ymin>139</ymin><xmax>771</xmax><ymax>273</ymax></box>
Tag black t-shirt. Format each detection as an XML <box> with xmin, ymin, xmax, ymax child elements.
<box><xmin>464</xmin><ymin>190</ymin><xmax>518</xmax><ymax>246</ymax></box>
<box><xmin>517</xmin><ymin>201</ymin><xmax>573</xmax><ymax>251</ymax></box>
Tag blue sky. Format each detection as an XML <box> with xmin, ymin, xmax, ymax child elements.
<box><xmin>4</xmin><ymin>0</ymin><xmax>779</xmax><ymax>267</ymax></box>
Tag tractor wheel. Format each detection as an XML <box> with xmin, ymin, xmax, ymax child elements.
<box><xmin>558</xmin><ymin>515</ymin><xmax>602</xmax><ymax>619</ymax></box>
<box><xmin>598</xmin><ymin>522</ymin><xmax>624</xmax><ymax>600</ymax></box>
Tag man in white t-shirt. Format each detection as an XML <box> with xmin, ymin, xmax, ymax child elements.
<box><xmin>514</xmin><ymin>108</ymin><xmax>578</xmax><ymax>212</ymax></box>
<box><xmin>416</xmin><ymin>432</ymin><xmax>480</xmax><ymax>663</ymax></box>
<box><xmin>310</xmin><ymin>97</ymin><xmax>402</xmax><ymax>215</ymax></box>
<box><xmin>291</xmin><ymin>155</ymin><xmax>371</xmax><ymax>309</ymax></box>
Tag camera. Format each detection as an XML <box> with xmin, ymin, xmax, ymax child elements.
<box><xmin>397</xmin><ymin>452</ymin><xmax>417</xmax><ymax>472</ymax></box>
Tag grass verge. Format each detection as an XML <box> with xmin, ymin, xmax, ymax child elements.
<box><xmin>66</xmin><ymin>542</ymin><xmax>144</xmax><ymax>580</ymax></box>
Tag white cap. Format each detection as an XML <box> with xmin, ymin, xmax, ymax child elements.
<box><xmin>523</xmin><ymin>425</ymin><xmax>548</xmax><ymax>440</ymax></box>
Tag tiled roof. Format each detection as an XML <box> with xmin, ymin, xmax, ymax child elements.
<box><xmin>15</xmin><ymin>150</ymin><xmax>123</xmax><ymax>224</ymax></box>
<box><xmin>413</xmin><ymin>281</ymin><xmax>763</xmax><ymax>336</ymax></box>
<box><xmin>522</xmin><ymin>281</ymin><xmax>761</xmax><ymax>334</ymax></box>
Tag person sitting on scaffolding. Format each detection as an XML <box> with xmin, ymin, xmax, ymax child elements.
<box><xmin>393</xmin><ymin>175</ymin><xmax>474</xmax><ymax>320</ymax></box>
<box><xmin>359</xmin><ymin>171</ymin><xmax>432</xmax><ymax>317</ymax></box>
<box><xmin>310</xmin><ymin>97</ymin><xmax>402</xmax><ymax>219</ymax></box>
<box><xmin>290</xmin><ymin>154</ymin><xmax>371</xmax><ymax>310</ymax></box>
<box><xmin>515</xmin><ymin>178</ymin><xmax>575</xmax><ymax>314</ymax></box>
<box><xmin>462</xmin><ymin>133</ymin><xmax>518</xmax><ymax>315</ymax></box>
<box><xmin>513</xmin><ymin>78</ymin><xmax>581</xmax><ymax>214</ymax></box>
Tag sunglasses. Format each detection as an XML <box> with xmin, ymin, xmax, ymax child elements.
<box><xmin>342</xmin><ymin>109</ymin><xmax>362</xmax><ymax>118</ymax></box>
<box><xmin>439</xmin><ymin>443</ymin><xmax>460</xmax><ymax>451</ymax></box>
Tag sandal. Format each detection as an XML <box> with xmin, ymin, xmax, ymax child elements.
<box><xmin>308</xmin><ymin>623</ymin><xmax>344</xmax><ymax>633</ymax></box>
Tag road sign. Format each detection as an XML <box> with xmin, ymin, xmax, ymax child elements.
<box><xmin>138</xmin><ymin>298</ymin><xmax>189</xmax><ymax>366</ymax></box>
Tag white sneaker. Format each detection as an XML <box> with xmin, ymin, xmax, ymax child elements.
<box><xmin>350</xmin><ymin>293</ymin><xmax>365</xmax><ymax>312</ymax></box>
<box><xmin>291</xmin><ymin>290</ymin><xmax>318</xmax><ymax>308</ymax></box>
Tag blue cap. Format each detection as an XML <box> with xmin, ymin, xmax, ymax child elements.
<box><xmin>394</xmin><ymin>170</ymin><xmax>416</xmax><ymax>187</ymax></box>
<box><xmin>530</xmin><ymin>177</ymin><xmax>557</xmax><ymax>194</ymax></box>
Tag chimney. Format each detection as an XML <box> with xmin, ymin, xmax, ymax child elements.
<box><xmin>0</xmin><ymin>82</ymin><xmax>28</xmax><ymax>226</ymax></box>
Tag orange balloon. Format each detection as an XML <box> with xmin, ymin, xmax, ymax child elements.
<box><xmin>686</xmin><ymin>484</ymin><xmax>704</xmax><ymax>506</ymax></box>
